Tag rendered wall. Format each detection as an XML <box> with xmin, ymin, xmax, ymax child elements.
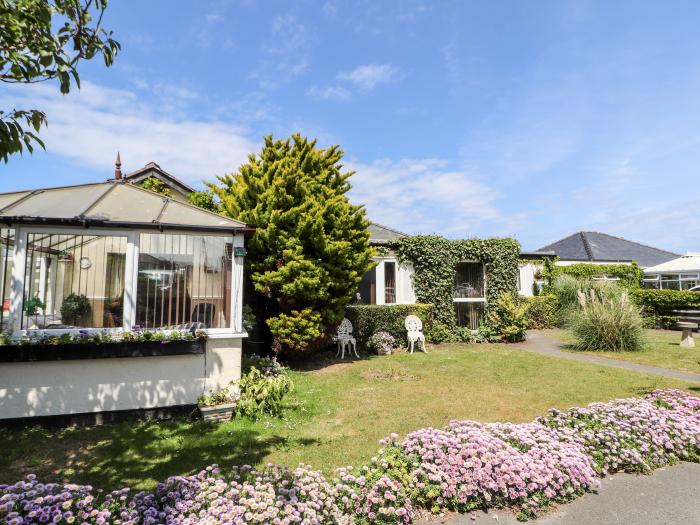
<box><xmin>0</xmin><ymin>337</ymin><xmax>242</xmax><ymax>420</ymax></box>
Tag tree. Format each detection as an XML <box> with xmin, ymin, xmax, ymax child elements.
<box><xmin>139</xmin><ymin>175</ymin><xmax>172</xmax><ymax>196</ymax></box>
<box><xmin>1</xmin><ymin>0</ymin><xmax>120</xmax><ymax>162</ymax></box>
<box><xmin>187</xmin><ymin>189</ymin><xmax>220</xmax><ymax>213</ymax></box>
<box><xmin>211</xmin><ymin>134</ymin><xmax>374</xmax><ymax>354</ymax></box>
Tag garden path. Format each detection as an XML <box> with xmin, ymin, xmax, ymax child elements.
<box><xmin>418</xmin><ymin>461</ymin><xmax>700</xmax><ymax>524</ymax></box>
<box><xmin>515</xmin><ymin>331</ymin><xmax>700</xmax><ymax>384</ymax></box>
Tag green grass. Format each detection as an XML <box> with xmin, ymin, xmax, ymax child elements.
<box><xmin>545</xmin><ymin>328</ymin><xmax>700</xmax><ymax>373</ymax></box>
<box><xmin>1</xmin><ymin>342</ymin><xmax>697</xmax><ymax>492</ymax></box>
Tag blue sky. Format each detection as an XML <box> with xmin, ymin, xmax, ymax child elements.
<box><xmin>1</xmin><ymin>0</ymin><xmax>699</xmax><ymax>252</ymax></box>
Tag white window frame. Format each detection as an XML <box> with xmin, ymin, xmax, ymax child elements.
<box><xmin>7</xmin><ymin>225</ymin><xmax>246</xmax><ymax>339</ymax></box>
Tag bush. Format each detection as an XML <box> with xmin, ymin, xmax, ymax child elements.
<box><xmin>60</xmin><ymin>293</ymin><xmax>91</xmax><ymax>326</ymax></box>
<box><xmin>236</xmin><ymin>355</ymin><xmax>293</xmax><ymax>417</ymax></box>
<box><xmin>630</xmin><ymin>289</ymin><xmax>700</xmax><ymax>310</ymax></box>
<box><xmin>570</xmin><ymin>290</ymin><xmax>644</xmax><ymax>352</ymax></box>
<box><xmin>424</xmin><ymin>321</ymin><xmax>455</xmax><ymax>344</ymax></box>
<box><xmin>543</xmin><ymin>262</ymin><xmax>644</xmax><ymax>289</ymax></box>
<box><xmin>345</xmin><ymin>303</ymin><xmax>435</xmax><ymax>348</ymax></box>
<box><xmin>523</xmin><ymin>294</ymin><xmax>558</xmax><ymax>329</ymax></box>
<box><xmin>483</xmin><ymin>292</ymin><xmax>529</xmax><ymax>343</ymax></box>
<box><xmin>367</xmin><ymin>331</ymin><xmax>396</xmax><ymax>355</ymax></box>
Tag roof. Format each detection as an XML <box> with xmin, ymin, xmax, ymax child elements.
<box><xmin>0</xmin><ymin>182</ymin><xmax>248</xmax><ymax>233</ymax></box>
<box><xmin>644</xmin><ymin>254</ymin><xmax>700</xmax><ymax>274</ymax></box>
<box><xmin>536</xmin><ymin>231</ymin><xmax>679</xmax><ymax>267</ymax></box>
<box><xmin>369</xmin><ymin>222</ymin><xmax>408</xmax><ymax>244</ymax></box>
<box><xmin>519</xmin><ymin>250</ymin><xmax>557</xmax><ymax>260</ymax></box>
<box><xmin>124</xmin><ymin>161</ymin><xmax>195</xmax><ymax>197</ymax></box>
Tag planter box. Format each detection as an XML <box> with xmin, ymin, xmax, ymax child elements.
<box><xmin>199</xmin><ymin>402</ymin><xmax>236</xmax><ymax>423</ymax></box>
<box><xmin>0</xmin><ymin>339</ymin><xmax>206</xmax><ymax>363</ymax></box>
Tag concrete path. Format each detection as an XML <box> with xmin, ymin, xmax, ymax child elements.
<box><xmin>416</xmin><ymin>462</ymin><xmax>700</xmax><ymax>525</ymax></box>
<box><xmin>514</xmin><ymin>331</ymin><xmax>700</xmax><ymax>383</ymax></box>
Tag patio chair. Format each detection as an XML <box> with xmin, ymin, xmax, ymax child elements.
<box><xmin>405</xmin><ymin>315</ymin><xmax>427</xmax><ymax>353</ymax></box>
<box><xmin>335</xmin><ymin>318</ymin><xmax>358</xmax><ymax>359</ymax></box>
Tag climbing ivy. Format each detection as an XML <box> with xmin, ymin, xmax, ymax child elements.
<box><xmin>396</xmin><ymin>236</ymin><xmax>521</xmax><ymax>327</ymax></box>
<box><xmin>542</xmin><ymin>260</ymin><xmax>643</xmax><ymax>288</ymax></box>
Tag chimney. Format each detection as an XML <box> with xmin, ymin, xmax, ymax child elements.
<box><xmin>114</xmin><ymin>152</ymin><xmax>122</xmax><ymax>180</ymax></box>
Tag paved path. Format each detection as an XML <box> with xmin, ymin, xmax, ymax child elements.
<box><xmin>417</xmin><ymin>462</ymin><xmax>700</xmax><ymax>525</ymax></box>
<box><xmin>514</xmin><ymin>331</ymin><xmax>700</xmax><ymax>383</ymax></box>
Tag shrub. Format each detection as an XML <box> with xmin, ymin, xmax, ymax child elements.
<box><xmin>523</xmin><ymin>294</ymin><xmax>558</xmax><ymax>329</ymax></box>
<box><xmin>368</xmin><ymin>331</ymin><xmax>396</xmax><ymax>355</ymax></box>
<box><xmin>543</xmin><ymin>262</ymin><xmax>644</xmax><ymax>289</ymax></box>
<box><xmin>570</xmin><ymin>290</ymin><xmax>644</xmax><ymax>352</ymax></box>
<box><xmin>59</xmin><ymin>293</ymin><xmax>91</xmax><ymax>326</ymax></box>
<box><xmin>483</xmin><ymin>292</ymin><xmax>529</xmax><ymax>343</ymax></box>
<box><xmin>236</xmin><ymin>355</ymin><xmax>293</xmax><ymax>417</ymax></box>
<box><xmin>345</xmin><ymin>303</ymin><xmax>435</xmax><ymax>348</ymax></box>
<box><xmin>424</xmin><ymin>320</ymin><xmax>455</xmax><ymax>344</ymax></box>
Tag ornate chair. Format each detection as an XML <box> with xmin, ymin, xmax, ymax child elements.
<box><xmin>405</xmin><ymin>315</ymin><xmax>427</xmax><ymax>354</ymax></box>
<box><xmin>335</xmin><ymin>318</ymin><xmax>358</xmax><ymax>359</ymax></box>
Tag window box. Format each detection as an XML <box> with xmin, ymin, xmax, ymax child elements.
<box><xmin>0</xmin><ymin>339</ymin><xmax>205</xmax><ymax>363</ymax></box>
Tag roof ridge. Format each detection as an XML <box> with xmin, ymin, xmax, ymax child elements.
<box><xmin>579</xmin><ymin>232</ymin><xmax>594</xmax><ymax>260</ymax></box>
<box><xmin>370</xmin><ymin>221</ymin><xmax>409</xmax><ymax>238</ymax></box>
<box><xmin>124</xmin><ymin>162</ymin><xmax>195</xmax><ymax>193</ymax></box>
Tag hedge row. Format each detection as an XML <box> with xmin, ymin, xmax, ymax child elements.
<box><xmin>630</xmin><ymin>289</ymin><xmax>700</xmax><ymax>311</ymax></box>
<box><xmin>522</xmin><ymin>294</ymin><xmax>558</xmax><ymax>329</ymax></box>
<box><xmin>542</xmin><ymin>260</ymin><xmax>644</xmax><ymax>288</ymax></box>
<box><xmin>345</xmin><ymin>303</ymin><xmax>435</xmax><ymax>348</ymax></box>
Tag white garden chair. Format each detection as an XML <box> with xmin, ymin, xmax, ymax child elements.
<box><xmin>335</xmin><ymin>318</ymin><xmax>359</xmax><ymax>359</ymax></box>
<box><xmin>405</xmin><ymin>315</ymin><xmax>427</xmax><ymax>353</ymax></box>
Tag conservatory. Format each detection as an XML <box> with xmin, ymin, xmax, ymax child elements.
<box><xmin>643</xmin><ymin>254</ymin><xmax>700</xmax><ymax>290</ymax></box>
<box><xmin>0</xmin><ymin>180</ymin><xmax>250</xmax><ymax>423</ymax></box>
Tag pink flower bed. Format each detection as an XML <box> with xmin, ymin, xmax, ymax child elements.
<box><xmin>1</xmin><ymin>390</ymin><xmax>698</xmax><ymax>524</ymax></box>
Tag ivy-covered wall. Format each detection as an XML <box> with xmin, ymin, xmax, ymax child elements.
<box><xmin>542</xmin><ymin>259</ymin><xmax>644</xmax><ymax>288</ymax></box>
<box><xmin>396</xmin><ymin>236</ymin><xmax>521</xmax><ymax>327</ymax></box>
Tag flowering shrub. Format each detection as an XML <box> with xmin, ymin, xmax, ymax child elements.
<box><xmin>540</xmin><ymin>389</ymin><xmax>700</xmax><ymax>475</ymax></box>
<box><xmin>367</xmin><ymin>332</ymin><xmax>396</xmax><ymax>355</ymax></box>
<box><xmin>236</xmin><ymin>355</ymin><xmax>293</xmax><ymax>417</ymax></box>
<box><xmin>1</xmin><ymin>390</ymin><xmax>698</xmax><ymax>524</ymax></box>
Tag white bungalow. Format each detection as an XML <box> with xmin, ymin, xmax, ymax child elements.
<box><xmin>0</xmin><ymin>166</ymin><xmax>249</xmax><ymax>424</ymax></box>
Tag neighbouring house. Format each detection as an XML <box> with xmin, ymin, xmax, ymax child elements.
<box><xmin>123</xmin><ymin>160</ymin><xmax>195</xmax><ymax>202</ymax></box>
<box><xmin>517</xmin><ymin>250</ymin><xmax>556</xmax><ymax>297</ymax></box>
<box><xmin>643</xmin><ymin>253</ymin><xmax>700</xmax><ymax>290</ymax></box>
<box><xmin>0</xmin><ymin>164</ymin><xmax>249</xmax><ymax>424</ymax></box>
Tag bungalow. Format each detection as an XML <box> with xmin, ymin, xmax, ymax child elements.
<box><xmin>0</xmin><ymin>162</ymin><xmax>249</xmax><ymax>424</ymax></box>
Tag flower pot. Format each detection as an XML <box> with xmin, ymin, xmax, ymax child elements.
<box><xmin>199</xmin><ymin>402</ymin><xmax>236</xmax><ymax>423</ymax></box>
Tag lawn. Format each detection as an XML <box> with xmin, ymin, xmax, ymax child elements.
<box><xmin>1</xmin><ymin>342</ymin><xmax>697</xmax><ymax>492</ymax></box>
<box><xmin>544</xmin><ymin>328</ymin><xmax>700</xmax><ymax>373</ymax></box>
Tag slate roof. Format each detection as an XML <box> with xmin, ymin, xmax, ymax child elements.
<box><xmin>0</xmin><ymin>182</ymin><xmax>248</xmax><ymax>232</ymax></box>
<box><xmin>537</xmin><ymin>231</ymin><xmax>678</xmax><ymax>267</ymax></box>
<box><xmin>124</xmin><ymin>161</ymin><xmax>195</xmax><ymax>198</ymax></box>
<box><xmin>369</xmin><ymin>222</ymin><xmax>408</xmax><ymax>244</ymax></box>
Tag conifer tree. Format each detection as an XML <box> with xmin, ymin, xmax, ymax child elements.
<box><xmin>211</xmin><ymin>134</ymin><xmax>374</xmax><ymax>353</ymax></box>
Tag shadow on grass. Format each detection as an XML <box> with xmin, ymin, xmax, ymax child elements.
<box><xmin>0</xmin><ymin>417</ymin><xmax>319</xmax><ymax>491</ymax></box>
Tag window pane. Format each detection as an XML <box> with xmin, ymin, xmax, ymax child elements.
<box><xmin>384</xmin><ymin>261</ymin><xmax>396</xmax><ymax>304</ymax></box>
<box><xmin>137</xmin><ymin>233</ymin><xmax>232</xmax><ymax>329</ymax></box>
<box><xmin>23</xmin><ymin>233</ymin><xmax>127</xmax><ymax>329</ymax></box>
<box><xmin>455</xmin><ymin>302</ymin><xmax>484</xmax><ymax>330</ymax></box>
<box><xmin>454</xmin><ymin>262</ymin><xmax>484</xmax><ymax>298</ymax></box>
<box><xmin>0</xmin><ymin>228</ymin><xmax>14</xmax><ymax>332</ymax></box>
<box><xmin>357</xmin><ymin>267</ymin><xmax>376</xmax><ymax>304</ymax></box>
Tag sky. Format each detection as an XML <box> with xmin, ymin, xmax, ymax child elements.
<box><xmin>1</xmin><ymin>0</ymin><xmax>699</xmax><ymax>252</ymax></box>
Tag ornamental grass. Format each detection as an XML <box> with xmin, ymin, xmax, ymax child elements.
<box><xmin>2</xmin><ymin>390</ymin><xmax>698</xmax><ymax>524</ymax></box>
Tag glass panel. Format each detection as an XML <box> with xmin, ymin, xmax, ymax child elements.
<box><xmin>0</xmin><ymin>191</ymin><xmax>30</xmax><ymax>211</ymax></box>
<box><xmin>88</xmin><ymin>184</ymin><xmax>167</xmax><ymax>223</ymax></box>
<box><xmin>136</xmin><ymin>233</ymin><xmax>232</xmax><ymax>329</ymax></box>
<box><xmin>455</xmin><ymin>302</ymin><xmax>484</xmax><ymax>330</ymax></box>
<box><xmin>22</xmin><ymin>233</ymin><xmax>127</xmax><ymax>329</ymax></box>
<box><xmin>7</xmin><ymin>185</ymin><xmax>109</xmax><ymax>218</ymax></box>
<box><xmin>643</xmin><ymin>279</ymin><xmax>660</xmax><ymax>290</ymax></box>
<box><xmin>453</xmin><ymin>262</ymin><xmax>485</xmax><ymax>298</ymax></box>
<box><xmin>660</xmin><ymin>279</ymin><xmax>681</xmax><ymax>290</ymax></box>
<box><xmin>159</xmin><ymin>201</ymin><xmax>239</xmax><ymax>227</ymax></box>
<box><xmin>384</xmin><ymin>261</ymin><xmax>396</xmax><ymax>304</ymax></box>
<box><xmin>0</xmin><ymin>228</ymin><xmax>15</xmax><ymax>332</ymax></box>
<box><xmin>357</xmin><ymin>267</ymin><xmax>376</xmax><ymax>304</ymax></box>
<box><xmin>680</xmin><ymin>280</ymin><xmax>699</xmax><ymax>290</ymax></box>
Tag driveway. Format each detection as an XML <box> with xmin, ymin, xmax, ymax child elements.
<box><xmin>417</xmin><ymin>462</ymin><xmax>700</xmax><ymax>525</ymax></box>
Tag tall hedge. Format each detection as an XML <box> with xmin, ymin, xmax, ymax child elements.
<box><xmin>396</xmin><ymin>236</ymin><xmax>520</xmax><ymax>328</ymax></box>
<box><xmin>345</xmin><ymin>303</ymin><xmax>435</xmax><ymax>348</ymax></box>
<box><xmin>630</xmin><ymin>289</ymin><xmax>700</xmax><ymax>310</ymax></box>
<box><xmin>543</xmin><ymin>261</ymin><xmax>643</xmax><ymax>288</ymax></box>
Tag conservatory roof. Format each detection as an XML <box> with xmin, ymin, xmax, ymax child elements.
<box><xmin>0</xmin><ymin>181</ymin><xmax>249</xmax><ymax>233</ymax></box>
<box><xmin>644</xmin><ymin>254</ymin><xmax>700</xmax><ymax>274</ymax></box>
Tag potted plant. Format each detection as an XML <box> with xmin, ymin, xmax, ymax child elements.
<box><xmin>198</xmin><ymin>383</ymin><xmax>238</xmax><ymax>423</ymax></box>
<box><xmin>60</xmin><ymin>293</ymin><xmax>91</xmax><ymax>326</ymax></box>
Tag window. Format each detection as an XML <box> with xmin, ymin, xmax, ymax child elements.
<box><xmin>384</xmin><ymin>261</ymin><xmax>396</xmax><ymax>304</ymax></box>
<box><xmin>22</xmin><ymin>233</ymin><xmax>127</xmax><ymax>329</ymax></box>
<box><xmin>453</xmin><ymin>262</ymin><xmax>485</xmax><ymax>298</ymax></box>
<box><xmin>357</xmin><ymin>267</ymin><xmax>376</xmax><ymax>304</ymax></box>
<box><xmin>455</xmin><ymin>302</ymin><xmax>484</xmax><ymax>330</ymax></box>
<box><xmin>0</xmin><ymin>228</ymin><xmax>14</xmax><ymax>332</ymax></box>
<box><xmin>136</xmin><ymin>233</ymin><xmax>232</xmax><ymax>329</ymax></box>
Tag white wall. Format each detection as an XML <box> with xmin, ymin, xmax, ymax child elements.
<box><xmin>518</xmin><ymin>263</ymin><xmax>540</xmax><ymax>297</ymax></box>
<box><xmin>374</xmin><ymin>257</ymin><xmax>417</xmax><ymax>305</ymax></box>
<box><xmin>0</xmin><ymin>337</ymin><xmax>242</xmax><ymax>420</ymax></box>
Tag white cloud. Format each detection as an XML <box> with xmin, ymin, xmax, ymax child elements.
<box><xmin>347</xmin><ymin>158</ymin><xmax>502</xmax><ymax>236</ymax></box>
<box><xmin>306</xmin><ymin>85</ymin><xmax>352</xmax><ymax>101</ymax></box>
<box><xmin>338</xmin><ymin>64</ymin><xmax>400</xmax><ymax>91</ymax></box>
<box><xmin>0</xmin><ymin>82</ymin><xmax>257</xmax><ymax>184</ymax></box>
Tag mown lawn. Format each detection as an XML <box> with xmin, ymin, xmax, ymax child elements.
<box><xmin>545</xmin><ymin>328</ymin><xmax>700</xmax><ymax>373</ymax></box>
<box><xmin>1</xmin><ymin>342</ymin><xmax>698</xmax><ymax>492</ymax></box>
